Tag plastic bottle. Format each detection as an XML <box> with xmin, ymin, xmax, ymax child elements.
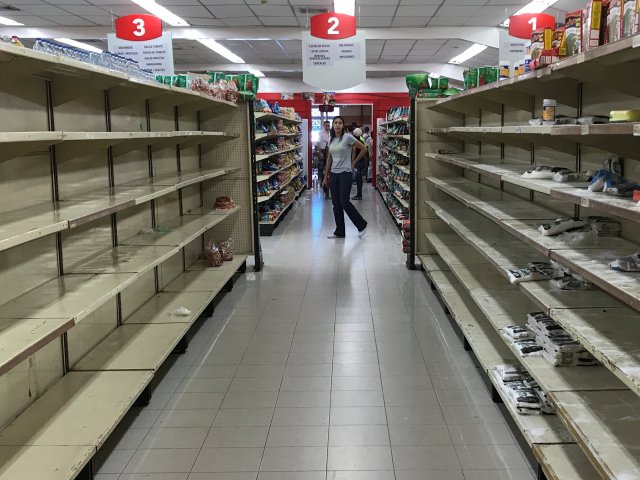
<box><xmin>543</xmin><ymin>99</ymin><xmax>557</xmax><ymax>125</ymax></box>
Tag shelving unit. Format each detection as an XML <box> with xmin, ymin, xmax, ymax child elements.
<box><xmin>376</xmin><ymin>108</ymin><xmax>411</xmax><ymax>255</ymax></box>
<box><xmin>413</xmin><ymin>38</ymin><xmax>640</xmax><ymax>479</ymax></box>
<box><xmin>0</xmin><ymin>43</ymin><xmax>259</xmax><ymax>480</ymax></box>
<box><xmin>253</xmin><ymin>106</ymin><xmax>305</xmax><ymax>236</ymax></box>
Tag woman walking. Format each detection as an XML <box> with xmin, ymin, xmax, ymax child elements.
<box><xmin>322</xmin><ymin>116</ymin><xmax>368</xmax><ymax>239</ymax></box>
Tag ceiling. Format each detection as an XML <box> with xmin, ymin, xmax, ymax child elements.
<box><xmin>0</xmin><ymin>0</ymin><xmax>585</xmax><ymax>79</ymax></box>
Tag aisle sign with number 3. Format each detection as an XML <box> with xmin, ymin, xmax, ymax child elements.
<box><xmin>115</xmin><ymin>14</ymin><xmax>162</xmax><ymax>41</ymax></box>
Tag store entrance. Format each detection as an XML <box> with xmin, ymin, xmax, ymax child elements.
<box><xmin>310</xmin><ymin>104</ymin><xmax>373</xmax><ymax>189</ymax></box>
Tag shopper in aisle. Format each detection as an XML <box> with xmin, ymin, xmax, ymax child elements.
<box><xmin>317</xmin><ymin>120</ymin><xmax>331</xmax><ymax>199</ymax></box>
<box><xmin>365</xmin><ymin>130</ymin><xmax>374</xmax><ymax>181</ymax></box>
<box><xmin>351</xmin><ymin>127</ymin><xmax>368</xmax><ymax>200</ymax></box>
<box><xmin>322</xmin><ymin>116</ymin><xmax>368</xmax><ymax>238</ymax></box>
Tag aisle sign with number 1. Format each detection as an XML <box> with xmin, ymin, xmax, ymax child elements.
<box><xmin>303</xmin><ymin>12</ymin><xmax>366</xmax><ymax>90</ymax></box>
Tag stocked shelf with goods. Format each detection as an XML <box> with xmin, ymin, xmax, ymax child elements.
<box><xmin>377</xmin><ymin>107</ymin><xmax>412</xmax><ymax>254</ymax></box>
<box><xmin>413</xmin><ymin>30</ymin><xmax>640</xmax><ymax>479</ymax></box>
<box><xmin>0</xmin><ymin>41</ymin><xmax>260</xmax><ymax>480</ymax></box>
<box><xmin>253</xmin><ymin>99</ymin><xmax>306</xmax><ymax>236</ymax></box>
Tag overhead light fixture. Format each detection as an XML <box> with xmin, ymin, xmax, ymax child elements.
<box><xmin>130</xmin><ymin>0</ymin><xmax>189</xmax><ymax>27</ymax></box>
<box><xmin>197</xmin><ymin>38</ymin><xmax>245</xmax><ymax>63</ymax></box>
<box><xmin>334</xmin><ymin>0</ymin><xmax>355</xmax><ymax>16</ymax></box>
<box><xmin>249</xmin><ymin>68</ymin><xmax>265</xmax><ymax>78</ymax></box>
<box><xmin>502</xmin><ymin>0</ymin><xmax>559</xmax><ymax>26</ymax></box>
<box><xmin>54</xmin><ymin>38</ymin><xmax>103</xmax><ymax>53</ymax></box>
<box><xmin>0</xmin><ymin>15</ymin><xmax>23</xmax><ymax>26</ymax></box>
<box><xmin>449</xmin><ymin>43</ymin><xmax>487</xmax><ymax>65</ymax></box>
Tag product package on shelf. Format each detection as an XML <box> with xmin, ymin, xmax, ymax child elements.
<box><xmin>493</xmin><ymin>365</ymin><xmax>555</xmax><ymax>415</ymax></box>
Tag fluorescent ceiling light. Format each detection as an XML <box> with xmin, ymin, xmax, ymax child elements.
<box><xmin>54</xmin><ymin>38</ymin><xmax>103</xmax><ymax>53</ymax></box>
<box><xmin>130</xmin><ymin>0</ymin><xmax>189</xmax><ymax>27</ymax></box>
<box><xmin>197</xmin><ymin>38</ymin><xmax>245</xmax><ymax>63</ymax></box>
<box><xmin>334</xmin><ymin>0</ymin><xmax>355</xmax><ymax>16</ymax></box>
<box><xmin>449</xmin><ymin>43</ymin><xmax>488</xmax><ymax>64</ymax></box>
<box><xmin>0</xmin><ymin>15</ymin><xmax>23</xmax><ymax>26</ymax></box>
<box><xmin>249</xmin><ymin>68</ymin><xmax>265</xmax><ymax>78</ymax></box>
<box><xmin>502</xmin><ymin>0</ymin><xmax>560</xmax><ymax>26</ymax></box>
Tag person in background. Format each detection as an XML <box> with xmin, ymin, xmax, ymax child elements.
<box><xmin>322</xmin><ymin>116</ymin><xmax>368</xmax><ymax>238</ymax></box>
<box><xmin>351</xmin><ymin>128</ymin><xmax>368</xmax><ymax>200</ymax></box>
<box><xmin>365</xmin><ymin>131</ymin><xmax>374</xmax><ymax>182</ymax></box>
<box><xmin>316</xmin><ymin>120</ymin><xmax>331</xmax><ymax>199</ymax></box>
<box><xmin>363</xmin><ymin>127</ymin><xmax>371</xmax><ymax>143</ymax></box>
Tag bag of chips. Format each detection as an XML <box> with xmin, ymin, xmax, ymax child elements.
<box><xmin>205</xmin><ymin>240</ymin><xmax>224</xmax><ymax>267</ymax></box>
<box><xmin>219</xmin><ymin>238</ymin><xmax>234</xmax><ymax>261</ymax></box>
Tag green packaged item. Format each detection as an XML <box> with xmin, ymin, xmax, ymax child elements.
<box><xmin>416</xmin><ymin>89</ymin><xmax>443</xmax><ymax>98</ymax></box>
<box><xmin>208</xmin><ymin>71</ymin><xmax>226</xmax><ymax>83</ymax></box>
<box><xmin>406</xmin><ymin>73</ymin><xmax>431</xmax><ymax>91</ymax></box>
<box><xmin>155</xmin><ymin>75</ymin><xmax>164</xmax><ymax>83</ymax></box>
<box><xmin>485</xmin><ymin>66</ymin><xmax>499</xmax><ymax>84</ymax></box>
<box><xmin>444</xmin><ymin>87</ymin><xmax>462</xmax><ymax>96</ymax></box>
<box><xmin>464</xmin><ymin>68</ymin><xmax>479</xmax><ymax>90</ymax></box>
<box><xmin>434</xmin><ymin>77</ymin><xmax>448</xmax><ymax>91</ymax></box>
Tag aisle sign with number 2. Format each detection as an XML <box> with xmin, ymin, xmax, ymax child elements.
<box><xmin>310</xmin><ymin>13</ymin><xmax>357</xmax><ymax>40</ymax></box>
<box><xmin>115</xmin><ymin>14</ymin><xmax>163</xmax><ymax>41</ymax></box>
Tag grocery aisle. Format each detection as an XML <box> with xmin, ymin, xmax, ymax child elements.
<box><xmin>94</xmin><ymin>183</ymin><xmax>535</xmax><ymax>480</ymax></box>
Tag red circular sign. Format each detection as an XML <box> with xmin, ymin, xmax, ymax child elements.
<box><xmin>115</xmin><ymin>14</ymin><xmax>162</xmax><ymax>41</ymax></box>
<box><xmin>310</xmin><ymin>13</ymin><xmax>357</xmax><ymax>40</ymax></box>
<box><xmin>509</xmin><ymin>13</ymin><xmax>556</xmax><ymax>39</ymax></box>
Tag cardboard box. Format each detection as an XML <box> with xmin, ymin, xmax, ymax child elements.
<box><xmin>584</xmin><ymin>0</ymin><xmax>603</xmax><ymax>50</ymax></box>
<box><xmin>565</xmin><ymin>10</ymin><xmax>584</xmax><ymax>55</ymax></box>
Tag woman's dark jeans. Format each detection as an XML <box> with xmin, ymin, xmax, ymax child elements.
<box><xmin>329</xmin><ymin>171</ymin><xmax>367</xmax><ymax>236</ymax></box>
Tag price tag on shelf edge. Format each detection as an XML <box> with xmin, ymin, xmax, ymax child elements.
<box><xmin>115</xmin><ymin>14</ymin><xmax>162</xmax><ymax>41</ymax></box>
<box><xmin>508</xmin><ymin>13</ymin><xmax>555</xmax><ymax>39</ymax></box>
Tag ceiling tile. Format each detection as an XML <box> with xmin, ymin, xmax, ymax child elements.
<box><xmin>397</xmin><ymin>5</ymin><xmax>439</xmax><ymax>15</ymax></box>
<box><xmin>221</xmin><ymin>17</ymin><xmax>262</xmax><ymax>26</ymax></box>
<box><xmin>56</xmin><ymin>4</ymin><xmax>106</xmax><ymax>15</ymax></box>
<box><xmin>10</xmin><ymin>4</ymin><xmax>67</xmax><ymax>14</ymax></box>
<box><xmin>161</xmin><ymin>5</ymin><xmax>212</xmax><ymax>16</ymax></box>
<box><xmin>48</xmin><ymin>14</ymin><xmax>97</xmax><ymax>25</ymax></box>
<box><xmin>185</xmin><ymin>17</ymin><xmax>225</xmax><ymax>26</ymax></box>
<box><xmin>205</xmin><ymin>4</ymin><xmax>254</xmax><ymax>17</ymax></box>
<box><xmin>81</xmin><ymin>15</ymin><xmax>116</xmax><ymax>25</ymax></box>
<box><xmin>392</xmin><ymin>16</ymin><xmax>430</xmax><ymax>26</ymax></box>
<box><xmin>428</xmin><ymin>16</ymin><xmax>471</xmax><ymax>26</ymax></box>
<box><xmin>1</xmin><ymin>15</ymin><xmax>57</xmax><ymax>25</ymax></box>
<box><xmin>248</xmin><ymin>5</ymin><xmax>294</xmax><ymax>16</ymax></box>
<box><xmin>436</xmin><ymin>4</ymin><xmax>483</xmax><ymax>16</ymax></box>
<box><xmin>358</xmin><ymin>16</ymin><xmax>392</xmax><ymax>26</ymax></box>
<box><xmin>463</xmin><ymin>16</ymin><xmax>500</xmax><ymax>26</ymax></box>
<box><xmin>361</xmin><ymin>5</ymin><xmax>397</xmax><ymax>15</ymax></box>
<box><xmin>261</xmin><ymin>16</ymin><xmax>300</xmax><ymax>26</ymax></box>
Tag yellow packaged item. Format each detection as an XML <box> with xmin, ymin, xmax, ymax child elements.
<box><xmin>610</xmin><ymin>110</ymin><xmax>640</xmax><ymax>122</ymax></box>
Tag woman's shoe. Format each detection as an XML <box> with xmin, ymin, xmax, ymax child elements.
<box><xmin>351</xmin><ymin>195</ymin><xmax>362</xmax><ymax>200</ymax></box>
<box><xmin>358</xmin><ymin>226</ymin><xmax>367</xmax><ymax>238</ymax></box>
<box><xmin>327</xmin><ymin>234</ymin><xmax>345</xmax><ymax>239</ymax></box>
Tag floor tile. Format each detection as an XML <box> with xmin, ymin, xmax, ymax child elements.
<box><xmin>266</xmin><ymin>425</ymin><xmax>329</xmax><ymax>447</ymax></box>
<box><xmin>329</xmin><ymin>425</ymin><xmax>390</xmax><ymax>446</ymax></box>
<box><xmin>330</xmin><ymin>407</ymin><xmax>387</xmax><ymax>425</ymax></box>
<box><xmin>229</xmin><ymin>377</ymin><xmax>283</xmax><ymax>392</ymax></box>
<box><xmin>260</xmin><ymin>446</ymin><xmax>327</xmax><ymax>471</ymax></box>
<box><xmin>448</xmin><ymin>423</ymin><xmax>515</xmax><ymax>445</ymax></box>
<box><xmin>462</xmin><ymin>469</ymin><xmax>535</xmax><ymax>480</ymax></box>
<box><xmin>327</xmin><ymin>445</ymin><xmax>393</xmax><ymax>470</ymax></box>
<box><xmin>213</xmin><ymin>408</ymin><xmax>274</xmax><ymax>427</ymax></box>
<box><xmin>391</xmin><ymin>445</ymin><xmax>461</xmax><ymax>470</ymax></box>
<box><xmin>386</xmin><ymin>406</ymin><xmax>446</xmax><ymax>425</ymax></box>
<box><xmin>272</xmin><ymin>407</ymin><xmax>330</xmax><ymax>426</ymax></box>
<box><xmin>203</xmin><ymin>427</ymin><xmax>270</xmax><ymax>448</ymax></box>
<box><xmin>189</xmin><ymin>473</ymin><xmax>257</xmax><ymax>480</ymax></box>
<box><xmin>138</xmin><ymin>427</ymin><xmax>209</xmax><ymax>449</ymax></box>
<box><xmin>442</xmin><ymin>405</ymin><xmax>504</xmax><ymax>424</ymax></box>
<box><xmin>395</xmin><ymin>470</ymin><xmax>465</xmax><ymax>480</ymax></box>
<box><xmin>388</xmin><ymin>423</ymin><xmax>452</xmax><ymax>445</ymax></box>
<box><xmin>331</xmin><ymin>390</ymin><xmax>384</xmax><ymax>407</ymax></box>
<box><xmin>281</xmin><ymin>376</ymin><xmax>332</xmax><ymax>391</ymax></box>
<box><xmin>222</xmin><ymin>391</ymin><xmax>279</xmax><ymax>409</ymax></box>
<box><xmin>123</xmin><ymin>449</ymin><xmax>199</xmax><ymax>473</ymax></box>
<box><xmin>94</xmin><ymin>449</ymin><xmax>136</xmax><ymax>474</ymax></box>
<box><xmin>234</xmin><ymin>365</ymin><xmax>286</xmax><ymax>378</ymax></box>
<box><xmin>331</xmin><ymin>376</ymin><xmax>381</xmax><ymax>391</ymax></box>
<box><xmin>120</xmin><ymin>474</ymin><xmax>189</xmax><ymax>480</ymax></box>
<box><xmin>258</xmin><ymin>473</ymin><xmax>325</xmax><ymax>480</ymax></box>
<box><xmin>191</xmin><ymin>448</ymin><xmax>264</xmax><ymax>472</ymax></box>
<box><xmin>285</xmin><ymin>364</ymin><xmax>333</xmax><ymax>377</ymax></box>
<box><xmin>165</xmin><ymin>392</ymin><xmax>225</xmax><ymax>410</ymax></box>
<box><xmin>277</xmin><ymin>391</ymin><xmax>331</xmax><ymax>408</ymax></box>
<box><xmin>153</xmin><ymin>409</ymin><xmax>218</xmax><ymax>428</ymax></box>
<box><xmin>326</xmin><ymin>473</ymin><xmax>394</xmax><ymax>480</ymax></box>
<box><xmin>332</xmin><ymin>363</ymin><xmax>380</xmax><ymax>377</ymax></box>
<box><xmin>455</xmin><ymin>444</ymin><xmax>529</xmax><ymax>470</ymax></box>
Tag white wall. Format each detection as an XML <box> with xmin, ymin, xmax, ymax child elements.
<box><xmin>259</xmin><ymin>77</ymin><xmax>409</xmax><ymax>93</ymax></box>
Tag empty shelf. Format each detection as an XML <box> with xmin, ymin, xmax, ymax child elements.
<box><xmin>534</xmin><ymin>444</ymin><xmax>602</xmax><ymax>480</ymax></box>
<box><xmin>0</xmin><ymin>370</ymin><xmax>152</xmax><ymax>447</ymax></box>
<box><xmin>163</xmin><ymin>255</ymin><xmax>248</xmax><ymax>293</ymax></box>
<box><xmin>0</xmin><ymin>445</ymin><xmax>94</xmax><ymax>480</ymax></box>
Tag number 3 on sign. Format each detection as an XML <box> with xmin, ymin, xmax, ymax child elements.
<box><xmin>133</xmin><ymin>18</ymin><xmax>145</xmax><ymax>37</ymax></box>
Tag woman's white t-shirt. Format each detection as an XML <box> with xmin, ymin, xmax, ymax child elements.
<box><xmin>329</xmin><ymin>133</ymin><xmax>356</xmax><ymax>173</ymax></box>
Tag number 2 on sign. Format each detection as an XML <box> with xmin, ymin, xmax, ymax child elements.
<box><xmin>327</xmin><ymin>16</ymin><xmax>340</xmax><ymax>35</ymax></box>
<box><xmin>133</xmin><ymin>18</ymin><xmax>146</xmax><ymax>37</ymax></box>
<box><xmin>527</xmin><ymin>17</ymin><xmax>537</xmax><ymax>31</ymax></box>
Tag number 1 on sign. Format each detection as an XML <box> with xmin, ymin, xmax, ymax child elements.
<box><xmin>133</xmin><ymin>18</ymin><xmax>146</xmax><ymax>37</ymax></box>
<box><xmin>528</xmin><ymin>17</ymin><xmax>537</xmax><ymax>31</ymax></box>
<box><xmin>328</xmin><ymin>16</ymin><xmax>340</xmax><ymax>35</ymax></box>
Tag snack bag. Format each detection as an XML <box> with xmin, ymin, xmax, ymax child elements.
<box><xmin>584</xmin><ymin>0</ymin><xmax>603</xmax><ymax>50</ymax></box>
<box><xmin>622</xmin><ymin>0</ymin><xmax>637</xmax><ymax>36</ymax></box>
<box><xmin>219</xmin><ymin>238</ymin><xmax>234</xmax><ymax>261</ymax></box>
<box><xmin>565</xmin><ymin>10</ymin><xmax>583</xmax><ymax>55</ymax></box>
<box><xmin>608</xmin><ymin>0</ymin><xmax>622</xmax><ymax>42</ymax></box>
<box><xmin>204</xmin><ymin>240</ymin><xmax>224</xmax><ymax>267</ymax></box>
<box><xmin>552</xmin><ymin>27</ymin><xmax>566</xmax><ymax>55</ymax></box>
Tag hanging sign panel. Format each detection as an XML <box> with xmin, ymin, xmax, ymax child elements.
<box><xmin>508</xmin><ymin>13</ymin><xmax>556</xmax><ymax>39</ymax></box>
<box><xmin>107</xmin><ymin>14</ymin><xmax>174</xmax><ymax>76</ymax></box>
<box><xmin>302</xmin><ymin>13</ymin><xmax>366</xmax><ymax>91</ymax></box>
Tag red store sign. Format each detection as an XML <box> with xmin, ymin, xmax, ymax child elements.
<box><xmin>310</xmin><ymin>13</ymin><xmax>357</xmax><ymax>40</ymax></box>
<box><xmin>115</xmin><ymin>14</ymin><xmax>163</xmax><ymax>41</ymax></box>
<box><xmin>509</xmin><ymin>13</ymin><xmax>555</xmax><ymax>39</ymax></box>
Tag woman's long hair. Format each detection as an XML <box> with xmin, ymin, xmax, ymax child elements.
<box><xmin>330</xmin><ymin>116</ymin><xmax>347</xmax><ymax>144</ymax></box>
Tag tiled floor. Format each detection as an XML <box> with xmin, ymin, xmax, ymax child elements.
<box><xmin>94</xmin><ymin>184</ymin><xmax>536</xmax><ymax>480</ymax></box>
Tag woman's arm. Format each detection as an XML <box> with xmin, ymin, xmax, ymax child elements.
<box><xmin>323</xmin><ymin>151</ymin><xmax>333</xmax><ymax>179</ymax></box>
<box><xmin>351</xmin><ymin>140</ymin><xmax>367</xmax><ymax>168</ymax></box>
